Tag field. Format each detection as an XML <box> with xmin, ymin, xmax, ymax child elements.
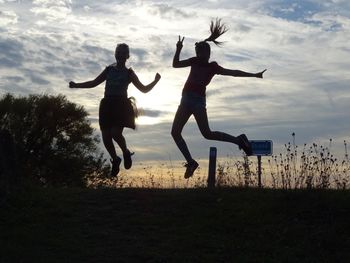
<box><xmin>1</xmin><ymin>186</ymin><xmax>349</xmax><ymax>263</ymax></box>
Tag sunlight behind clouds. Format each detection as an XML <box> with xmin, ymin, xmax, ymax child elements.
<box><xmin>1</xmin><ymin>0</ymin><xmax>350</xmax><ymax>161</ymax></box>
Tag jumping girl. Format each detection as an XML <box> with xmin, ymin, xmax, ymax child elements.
<box><xmin>69</xmin><ymin>43</ymin><xmax>161</xmax><ymax>177</ymax></box>
<box><xmin>172</xmin><ymin>19</ymin><xmax>266</xmax><ymax>178</ymax></box>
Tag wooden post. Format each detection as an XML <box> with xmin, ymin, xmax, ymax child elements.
<box><xmin>257</xmin><ymin>155</ymin><xmax>262</xmax><ymax>188</ymax></box>
<box><xmin>208</xmin><ymin>147</ymin><xmax>217</xmax><ymax>188</ymax></box>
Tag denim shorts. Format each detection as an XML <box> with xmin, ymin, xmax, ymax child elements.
<box><xmin>180</xmin><ymin>91</ymin><xmax>206</xmax><ymax>112</ymax></box>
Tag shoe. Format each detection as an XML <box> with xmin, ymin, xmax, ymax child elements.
<box><xmin>184</xmin><ymin>160</ymin><xmax>199</xmax><ymax>179</ymax></box>
<box><xmin>238</xmin><ymin>134</ymin><xmax>253</xmax><ymax>156</ymax></box>
<box><xmin>123</xmin><ymin>150</ymin><xmax>134</xmax><ymax>170</ymax></box>
<box><xmin>110</xmin><ymin>157</ymin><xmax>122</xmax><ymax>177</ymax></box>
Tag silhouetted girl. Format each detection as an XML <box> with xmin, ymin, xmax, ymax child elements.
<box><xmin>172</xmin><ymin>19</ymin><xmax>266</xmax><ymax>178</ymax></box>
<box><xmin>70</xmin><ymin>43</ymin><xmax>161</xmax><ymax>177</ymax></box>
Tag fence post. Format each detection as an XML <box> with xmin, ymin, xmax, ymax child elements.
<box><xmin>257</xmin><ymin>155</ymin><xmax>262</xmax><ymax>188</ymax></box>
<box><xmin>208</xmin><ymin>147</ymin><xmax>217</xmax><ymax>188</ymax></box>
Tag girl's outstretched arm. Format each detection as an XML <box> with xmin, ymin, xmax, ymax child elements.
<box><xmin>131</xmin><ymin>71</ymin><xmax>161</xmax><ymax>93</ymax></box>
<box><xmin>220</xmin><ymin>68</ymin><xmax>267</xmax><ymax>78</ymax></box>
<box><xmin>69</xmin><ymin>68</ymin><xmax>107</xmax><ymax>88</ymax></box>
<box><xmin>172</xmin><ymin>35</ymin><xmax>191</xmax><ymax>68</ymax></box>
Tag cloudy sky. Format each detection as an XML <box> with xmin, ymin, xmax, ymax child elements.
<box><xmin>1</xmin><ymin>0</ymin><xmax>350</xmax><ymax>164</ymax></box>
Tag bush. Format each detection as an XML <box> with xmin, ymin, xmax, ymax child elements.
<box><xmin>0</xmin><ymin>93</ymin><xmax>109</xmax><ymax>186</ymax></box>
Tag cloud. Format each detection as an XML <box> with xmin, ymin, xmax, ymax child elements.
<box><xmin>131</xmin><ymin>47</ymin><xmax>149</xmax><ymax>61</ymax></box>
<box><xmin>3</xmin><ymin>76</ymin><xmax>25</xmax><ymax>82</ymax></box>
<box><xmin>264</xmin><ymin>0</ymin><xmax>322</xmax><ymax>21</ymax></box>
<box><xmin>0</xmin><ymin>10</ymin><xmax>18</xmax><ymax>27</ymax></box>
<box><xmin>234</xmin><ymin>23</ymin><xmax>252</xmax><ymax>33</ymax></box>
<box><xmin>1</xmin><ymin>0</ymin><xmax>350</xmax><ymax>162</ymax></box>
<box><xmin>0</xmin><ymin>37</ymin><xmax>24</xmax><ymax>68</ymax></box>
<box><xmin>30</xmin><ymin>0</ymin><xmax>72</xmax><ymax>21</ymax></box>
<box><xmin>225</xmin><ymin>54</ymin><xmax>252</xmax><ymax>62</ymax></box>
<box><xmin>139</xmin><ymin>108</ymin><xmax>168</xmax><ymax>118</ymax></box>
<box><xmin>148</xmin><ymin>3</ymin><xmax>193</xmax><ymax>19</ymax></box>
<box><xmin>26</xmin><ymin>72</ymin><xmax>50</xmax><ymax>85</ymax></box>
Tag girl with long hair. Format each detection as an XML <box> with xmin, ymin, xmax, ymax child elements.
<box><xmin>69</xmin><ymin>43</ymin><xmax>161</xmax><ymax>177</ymax></box>
<box><xmin>172</xmin><ymin>19</ymin><xmax>266</xmax><ymax>178</ymax></box>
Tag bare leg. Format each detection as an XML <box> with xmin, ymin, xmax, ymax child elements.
<box><xmin>101</xmin><ymin>128</ymin><xmax>121</xmax><ymax>176</ymax></box>
<box><xmin>101</xmin><ymin>129</ymin><xmax>118</xmax><ymax>160</ymax></box>
<box><xmin>111</xmin><ymin>127</ymin><xmax>127</xmax><ymax>153</ymax></box>
<box><xmin>111</xmin><ymin>126</ymin><xmax>132</xmax><ymax>169</ymax></box>
<box><xmin>171</xmin><ymin>106</ymin><xmax>194</xmax><ymax>163</ymax></box>
<box><xmin>193</xmin><ymin>108</ymin><xmax>240</xmax><ymax>144</ymax></box>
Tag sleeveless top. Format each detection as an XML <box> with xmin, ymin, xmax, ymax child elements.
<box><xmin>104</xmin><ymin>64</ymin><xmax>133</xmax><ymax>97</ymax></box>
<box><xmin>183</xmin><ymin>57</ymin><xmax>224</xmax><ymax>97</ymax></box>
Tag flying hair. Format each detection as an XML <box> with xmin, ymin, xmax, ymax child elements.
<box><xmin>204</xmin><ymin>18</ymin><xmax>228</xmax><ymax>46</ymax></box>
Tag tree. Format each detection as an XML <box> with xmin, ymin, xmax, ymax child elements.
<box><xmin>0</xmin><ymin>93</ymin><xmax>108</xmax><ymax>186</ymax></box>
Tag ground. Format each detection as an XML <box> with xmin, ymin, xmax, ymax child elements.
<box><xmin>1</xmin><ymin>186</ymin><xmax>349</xmax><ymax>263</ymax></box>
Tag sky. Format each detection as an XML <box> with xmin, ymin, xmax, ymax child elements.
<box><xmin>1</xmin><ymin>0</ymin><xmax>350</xmax><ymax>164</ymax></box>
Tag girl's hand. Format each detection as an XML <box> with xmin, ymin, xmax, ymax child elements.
<box><xmin>69</xmin><ymin>81</ymin><xmax>77</xmax><ymax>88</ymax></box>
<box><xmin>155</xmin><ymin>73</ymin><xmax>161</xmax><ymax>82</ymax></box>
<box><xmin>176</xmin><ymin>35</ymin><xmax>185</xmax><ymax>50</ymax></box>
<box><xmin>256</xmin><ymin>69</ymin><xmax>267</xmax><ymax>78</ymax></box>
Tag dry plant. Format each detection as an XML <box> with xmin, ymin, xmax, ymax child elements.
<box><xmin>216</xmin><ymin>133</ymin><xmax>349</xmax><ymax>190</ymax></box>
<box><xmin>268</xmin><ymin>134</ymin><xmax>349</xmax><ymax>189</ymax></box>
<box><xmin>87</xmin><ymin>134</ymin><xmax>349</xmax><ymax>190</ymax></box>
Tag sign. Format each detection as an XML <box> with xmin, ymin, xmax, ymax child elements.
<box><xmin>250</xmin><ymin>140</ymin><xmax>273</xmax><ymax>156</ymax></box>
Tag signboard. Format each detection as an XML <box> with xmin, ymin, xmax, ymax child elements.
<box><xmin>250</xmin><ymin>140</ymin><xmax>273</xmax><ymax>156</ymax></box>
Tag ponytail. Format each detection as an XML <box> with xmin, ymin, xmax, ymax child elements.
<box><xmin>204</xmin><ymin>18</ymin><xmax>228</xmax><ymax>46</ymax></box>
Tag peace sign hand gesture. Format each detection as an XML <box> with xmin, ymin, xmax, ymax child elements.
<box><xmin>176</xmin><ymin>35</ymin><xmax>185</xmax><ymax>50</ymax></box>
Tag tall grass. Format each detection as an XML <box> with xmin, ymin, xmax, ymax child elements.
<box><xmin>216</xmin><ymin>134</ymin><xmax>350</xmax><ymax>190</ymax></box>
<box><xmin>216</xmin><ymin>155</ymin><xmax>258</xmax><ymax>187</ymax></box>
<box><xmin>87</xmin><ymin>134</ymin><xmax>350</xmax><ymax>190</ymax></box>
<box><xmin>87</xmin><ymin>161</ymin><xmax>208</xmax><ymax>189</ymax></box>
<box><xmin>268</xmin><ymin>136</ymin><xmax>349</xmax><ymax>190</ymax></box>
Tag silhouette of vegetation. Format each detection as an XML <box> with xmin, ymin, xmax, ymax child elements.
<box><xmin>0</xmin><ymin>93</ymin><xmax>109</xmax><ymax>186</ymax></box>
<box><xmin>0</xmin><ymin>129</ymin><xmax>17</xmax><ymax>194</ymax></box>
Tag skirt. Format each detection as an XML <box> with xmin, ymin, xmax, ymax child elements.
<box><xmin>99</xmin><ymin>97</ymin><xmax>137</xmax><ymax>130</ymax></box>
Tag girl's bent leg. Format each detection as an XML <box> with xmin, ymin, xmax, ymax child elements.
<box><xmin>193</xmin><ymin>108</ymin><xmax>240</xmax><ymax>144</ymax></box>
<box><xmin>102</xmin><ymin>129</ymin><xmax>118</xmax><ymax>160</ymax></box>
<box><xmin>171</xmin><ymin>106</ymin><xmax>199</xmax><ymax>178</ymax></box>
<box><xmin>171</xmin><ymin>106</ymin><xmax>194</xmax><ymax>163</ymax></box>
<box><xmin>111</xmin><ymin>127</ymin><xmax>127</xmax><ymax>152</ymax></box>
<box><xmin>101</xmin><ymin>129</ymin><xmax>121</xmax><ymax>176</ymax></box>
<box><xmin>111</xmin><ymin>127</ymin><xmax>132</xmax><ymax>169</ymax></box>
<box><xmin>193</xmin><ymin>108</ymin><xmax>252</xmax><ymax>155</ymax></box>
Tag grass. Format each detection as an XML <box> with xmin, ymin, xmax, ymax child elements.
<box><xmin>1</xmin><ymin>185</ymin><xmax>349</xmax><ymax>263</ymax></box>
<box><xmin>85</xmin><ymin>135</ymin><xmax>350</xmax><ymax>190</ymax></box>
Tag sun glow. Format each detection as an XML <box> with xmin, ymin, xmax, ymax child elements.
<box><xmin>129</xmin><ymin>75</ymin><xmax>182</xmax><ymax>126</ymax></box>
<box><xmin>136</xmin><ymin>116</ymin><xmax>160</xmax><ymax>126</ymax></box>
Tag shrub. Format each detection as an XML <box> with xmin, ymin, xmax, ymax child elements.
<box><xmin>0</xmin><ymin>93</ymin><xmax>109</xmax><ymax>186</ymax></box>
